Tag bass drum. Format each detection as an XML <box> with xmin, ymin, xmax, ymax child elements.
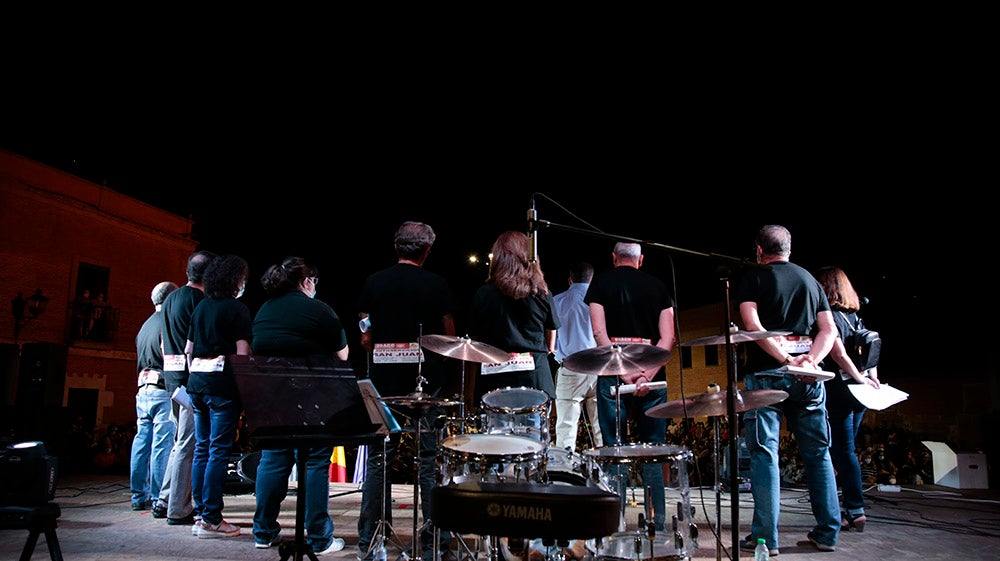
<box><xmin>501</xmin><ymin>447</ymin><xmax>615</xmax><ymax>561</ymax></box>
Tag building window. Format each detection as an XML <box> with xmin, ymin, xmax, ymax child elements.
<box><xmin>705</xmin><ymin>345</ymin><xmax>719</xmax><ymax>366</ymax></box>
<box><xmin>681</xmin><ymin>346</ymin><xmax>692</xmax><ymax>369</ymax></box>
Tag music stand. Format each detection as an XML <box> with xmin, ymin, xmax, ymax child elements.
<box><xmin>233</xmin><ymin>355</ymin><xmax>386</xmax><ymax>561</ymax></box>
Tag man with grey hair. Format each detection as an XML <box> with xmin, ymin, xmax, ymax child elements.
<box><xmin>736</xmin><ymin>224</ymin><xmax>840</xmax><ymax>555</ymax></box>
<box><xmin>129</xmin><ymin>281</ymin><xmax>178</xmax><ymax>512</ymax></box>
<box><xmin>585</xmin><ymin>241</ymin><xmax>676</xmax><ymax>532</ymax></box>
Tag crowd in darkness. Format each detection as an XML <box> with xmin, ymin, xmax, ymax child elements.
<box><xmin>653</xmin><ymin>417</ymin><xmax>937</xmax><ymax>489</ymax></box>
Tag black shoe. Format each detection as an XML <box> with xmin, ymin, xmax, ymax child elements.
<box><xmin>131</xmin><ymin>501</ymin><xmax>151</xmax><ymax>511</ymax></box>
<box><xmin>151</xmin><ymin>503</ymin><xmax>167</xmax><ymax>519</ymax></box>
<box><xmin>167</xmin><ymin>513</ymin><xmax>196</xmax><ymax>526</ymax></box>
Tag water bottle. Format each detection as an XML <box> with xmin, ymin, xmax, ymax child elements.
<box><xmin>373</xmin><ymin>535</ymin><xmax>387</xmax><ymax>561</ymax></box>
<box><xmin>754</xmin><ymin>538</ymin><xmax>769</xmax><ymax>561</ymax></box>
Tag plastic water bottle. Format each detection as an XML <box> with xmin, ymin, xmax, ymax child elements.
<box><xmin>754</xmin><ymin>538</ymin><xmax>769</xmax><ymax>561</ymax></box>
<box><xmin>373</xmin><ymin>535</ymin><xmax>387</xmax><ymax>561</ymax></box>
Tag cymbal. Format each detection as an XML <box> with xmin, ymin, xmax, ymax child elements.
<box><xmin>380</xmin><ymin>392</ymin><xmax>462</xmax><ymax>408</ymax></box>
<box><xmin>420</xmin><ymin>334</ymin><xmax>511</xmax><ymax>364</ymax></box>
<box><xmin>645</xmin><ymin>389</ymin><xmax>789</xmax><ymax>418</ymax></box>
<box><xmin>562</xmin><ymin>344</ymin><xmax>672</xmax><ymax>377</ymax></box>
<box><xmin>681</xmin><ymin>330</ymin><xmax>791</xmax><ymax>347</ymax></box>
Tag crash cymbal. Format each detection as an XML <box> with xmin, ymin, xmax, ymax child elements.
<box><xmin>420</xmin><ymin>334</ymin><xmax>511</xmax><ymax>364</ymax></box>
<box><xmin>563</xmin><ymin>344</ymin><xmax>672</xmax><ymax>377</ymax></box>
<box><xmin>380</xmin><ymin>392</ymin><xmax>462</xmax><ymax>408</ymax></box>
<box><xmin>681</xmin><ymin>330</ymin><xmax>791</xmax><ymax>347</ymax></box>
<box><xmin>645</xmin><ymin>389</ymin><xmax>789</xmax><ymax>418</ymax></box>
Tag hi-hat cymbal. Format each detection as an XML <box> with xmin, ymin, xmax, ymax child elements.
<box><xmin>681</xmin><ymin>330</ymin><xmax>791</xmax><ymax>347</ymax></box>
<box><xmin>420</xmin><ymin>335</ymin><xmax>511</xmax><ymax>364</ymax></box>
<box><xmin>645</xmin><ymin>389</ymin><xmax>789</xmax><ymax>418</ymax></box>
<box><xmin>563</xmin><ymin>344</ymin><xmax>672</xmax><ymax>377</ymax></box>
<box><xmin>380</xmin><ymin>392</ymin><xmax>462</xmax><ymax>408</ymax></box>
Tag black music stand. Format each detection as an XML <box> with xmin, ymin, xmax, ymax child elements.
<box><xmin>232</xmin><ymin>355</ymin><xmax>386</xmax><ymax>561</ymax></box>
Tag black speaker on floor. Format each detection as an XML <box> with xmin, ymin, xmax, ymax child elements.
<box><xmin>0</xmin><ymin>441</ymin><xmax>58</xmax><ymax>506</ymax></box>
<box><xmin>14</xmin><ymin>342</ymin><xmax>67</xmax><ymax>410</ymax></box>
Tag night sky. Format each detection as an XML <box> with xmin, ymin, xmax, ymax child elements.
<box><xmin>1</xmin><ymin>97</ymin><xmax>984</xmax><ymax>385</ymax></box>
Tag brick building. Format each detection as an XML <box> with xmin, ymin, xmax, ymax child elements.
<box><xmin>1</xmin><ymin>148</ymin><xmax>196</xmax><ymax>458</ymax></box>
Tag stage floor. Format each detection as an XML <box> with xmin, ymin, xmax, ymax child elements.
<box><xmin>2</xmin><ymin>473</ymin><xmax>997</xmax><ymax>561</ymax></box>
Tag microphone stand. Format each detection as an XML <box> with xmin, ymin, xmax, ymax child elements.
<box><xmin>537</xmin><ymin>217</ymin><xmax>767</xmax><ymax>558</ymax></box>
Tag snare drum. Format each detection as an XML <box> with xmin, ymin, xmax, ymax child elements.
<box><xmin>438</xmin><ymin>433</ymin><xmax>546</xmax><ymax>485</ymax></box>
<box><xmin>481</xmin><ymin>386</ymin><xmax>551</xmax><ymax>444</ymax></box>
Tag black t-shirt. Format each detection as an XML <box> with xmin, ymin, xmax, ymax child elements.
<box><xmin>186</xmin><ymin>296</ymin><xmax>253</xmax><ymax>401</ymax></box>
<box><xmin>734</xmin><ymin>260</ymin><xmax>830</xmax><ymax>373</ymax></box>
<box><xmin>359</xmin><ymin>262</ymin><xmax>456</xmax><ymax>399</ymax></box>
<box><xmin>252</xmin><ymin>290</ymin><xmax>347</xmax><ymax>357</ymax></box>
<box><xmin>161</xmin><ymin>285</ymin><xmax>204</xmax><ymax>393</ymax></box>
<box><xmin>135</xmin><ymin>309</ymin><xmax>166</xmax><ymax>379</ymax></box>
<box><xmin>584</xmin><ymin>266</ymin><xmax>674</xmax><ymax>382</ymax></box>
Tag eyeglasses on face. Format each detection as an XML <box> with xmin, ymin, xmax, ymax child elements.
<box><xmin>307</xmin><ymin>277</ymin><xmax>319</xmax><ymax>286</ymax></box>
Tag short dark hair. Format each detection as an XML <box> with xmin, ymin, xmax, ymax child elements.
<box><xmin>569</xmin><ymin>261</ymin><xmax>594</xmax><ymax>283</ymax></box>
<box><xmin>187</xmin><ymin>250</ymin><xmax>218</xmax><ymax>284</ymax></box>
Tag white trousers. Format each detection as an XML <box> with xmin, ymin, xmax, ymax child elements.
<box><xmin>554</xmin><ymin>365</ymin><xmax>602</xmax><ymax>451</ymax></box>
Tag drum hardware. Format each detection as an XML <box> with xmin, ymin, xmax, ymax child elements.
<box><xmin>373</xmin><ymin>323</ymin><xmax>468</xmax><ymax>561</ymax></box>
<box><xmin>584</xmin><ymin>444</ymin><xmax>695</xmax><ymax>560</ymax></box>
<box><xmin>420</xmin><ymin>334</ymin><xmax>511</xmax><ymax>423</ymax></box>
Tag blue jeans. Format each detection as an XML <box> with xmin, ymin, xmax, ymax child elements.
<box><xmin>596</xmin><ymin>376</ymin><xmax>667</xmax><ymax>530</ymax></box>
<box><xmin>130</xmin><ymin>385</ymin><xmax>175</xmax><ymax>507</ymax></box>
<box><xmin>828</xmin><ymin>401</ymin><xmax>866</xmax><ymax>519</ymax></box>
<box><xmin>743</xmin><ymin>373</ymin><xmax>840</xmax><ymax>548</ymax></box>
<box><xmin>253</xmin><ymin>446</ymin><xmax>335</xmax><ymax>551</ymax></box>
<box><xmin>358</xmin><ymin>406</ymin><xmax>448</xmax><ymax>560</ymax></box>
<box><xmin>158</xmin><ymin>395</ymin><xmax>197</xmax><ymax>520</ymax></box>
<box><xmin>190</xmin><ymin>392</ymin><xmax>239</xmax><ymax>526</ymax></box>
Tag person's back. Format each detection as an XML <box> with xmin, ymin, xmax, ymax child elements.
<box><xmin>251</xmin><ymin>257</ymin><xmax>348</xmax><ymax>554</ymax></box>
<box><xmin>553</xmin><ymin>261</ymin><xmax>601</xmax><ymax>452</ymax></box>
<box><xmin>584</xmin><ymin>242</ymin><xmax>674</xmax><ymax>532</ymax></box>
<box><xmin>129</xmin><ymin>281</ymin><xmax>177</xmax><ymax>512</ymax></box>
<box><xmin>357</xmin><ymin>221</ymin><xmax>456</xmax><ymax>561</ymax></box>
<box><xmin>735</xmin><ymin>225</ymin><xmax>840</xmax><ymax>555</ymax></box>
<box><xmin>154</xmin><ymin>250</ymin><xmax>216</xmax><ymax>526</ymax></box>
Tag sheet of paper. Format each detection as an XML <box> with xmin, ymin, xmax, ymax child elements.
<box><xmin>848</xmin><ymin>383</ymin><xmax>908</xmax><ymax>410</ymax></box>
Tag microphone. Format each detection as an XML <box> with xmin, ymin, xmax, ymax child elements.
<box><xmin>527</xmin><ymin>203</ymin><xmax>538</xmax><ymax>263</ymax></box>
<box><xmin>860</xmin><ymin>296</ymin><xmax>870</xmax><ymax>306</ymax></box>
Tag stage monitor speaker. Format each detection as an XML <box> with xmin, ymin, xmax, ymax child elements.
<box><xmin>0</xmin><ymin>441</ymin><xmax>59</xmax><ymax>506</ymax></box>
<box><xmin>15</xmin><ymin>342</ymin><xmax>67</xmax><ymax>410</ymax></box>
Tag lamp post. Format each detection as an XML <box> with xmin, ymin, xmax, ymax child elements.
<box><xmin>12</xmin><ymin>288</ymin><xmax>48</xmax><ymax>343</ymax></box>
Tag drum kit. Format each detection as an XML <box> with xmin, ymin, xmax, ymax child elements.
<box><xmin>373</xmin><ymin>333</ymin><xmax>789</xmax><ymax>561</ymax></box>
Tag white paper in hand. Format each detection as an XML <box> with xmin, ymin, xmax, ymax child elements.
<box><xmin>848</xmin><ymin>383</ymin><xmax>908</xmax><ymax>410</ymax></box>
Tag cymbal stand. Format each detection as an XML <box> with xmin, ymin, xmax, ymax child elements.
<box><xmin>366</xmin><ymin>433</ymin><xmax>406</xmax><ymax>561</ymax></box>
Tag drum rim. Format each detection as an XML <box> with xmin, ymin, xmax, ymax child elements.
<box><xmin>582</xmin><ymin>443</ymin><xmax>693</xmax><ymax>464</ymax></box>
<box><xmin>481</xmin><ymin>386</ymin><xmax>550</xmax><ymax>410</ymax></box>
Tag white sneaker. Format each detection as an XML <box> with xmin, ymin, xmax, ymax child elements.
<box><xmin>255</xmin><ymin>535</ymin><xmax>283</xmax><ymax>549</ymax></box>
<box><xmin>197</xmin><ymin>520</ymin><xmax>240</xmax><ymax>538</ymax></box>
<box><xmin>316</xmin><ymin>537</ymin><xmax>346</xmax><ymax>556</ymax></box>
<box><xmin>191</xmin><ymin>519</ymin><xmax>202</xmax><ymax>536</ymax></box>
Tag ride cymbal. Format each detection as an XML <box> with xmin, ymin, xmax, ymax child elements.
<box><xmin>645</xmin><ymin>389</ymin><xmax>789</xmax><ymax>418</ymax></box>
<box><xmin>681</xmin><ymin>330</ymin><xmax>791</xmax><ymax>347</ymax></box>
<box><xmin>563</xmin><ymin>344</ymin><xmax>672</xmax><ymax>377</ymax></box>
<box><xmin>419</xmin><ymin>335</ymin><xmax>511</xmax><ymax>364</ymax></box>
